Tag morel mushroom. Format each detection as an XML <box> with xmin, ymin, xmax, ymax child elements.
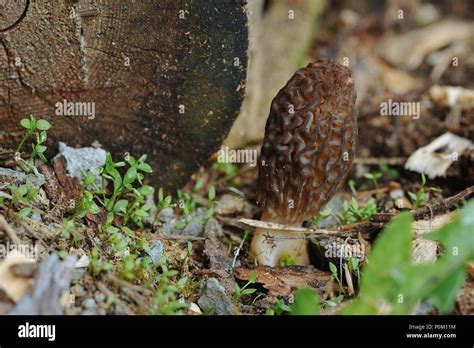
<box><xmin>251</xmin><ymin>59</ymin><xmax>357</xmax><ymax>266</ymax></box>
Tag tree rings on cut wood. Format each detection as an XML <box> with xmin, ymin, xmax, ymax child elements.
<box><xmin>0</xmin><ymin>0</ymin><xmax>248</xmax><ymax>191</ymax></box>
<box><xmin>0</xmin><ymin>0</ymin><xmax>29</xmax><ymax>33</ymax></box>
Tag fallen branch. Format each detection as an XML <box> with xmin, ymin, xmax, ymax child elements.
<box><xmin>0</xmin><ymin>215</ymin><xmax>21</xmax><ymax>245</ymax></box>
<box><xmin>371</xmin><ymin>185</ymin><xmax>474</xmax><ymax>222</ymax></box>
<box><xmin>239</xmin><ymin>185</ymin><xmax>473</xmax><ymax>240</ymax></box>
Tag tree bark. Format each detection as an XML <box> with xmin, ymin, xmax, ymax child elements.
<box><xmin>0</xmin><ymin>0</ymin><xmax>248</xmax><ymax>191</ymax></box>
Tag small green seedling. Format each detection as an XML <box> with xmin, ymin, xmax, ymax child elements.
<box><xmin>8</xmin><ymin>184</ymin><xmax>40</xmax><ymax>217</ymax></box>
<box><xmin>60</xmin><ymin>219</ymin><xmax>83</xmax><ymax>245</ymax></box>
<box><xmin>378</xmin><ymin>164</ymin><xmax>399</xmax><ymax>178</ymax></box>
<box><xmin>90</xmin><ymin>247</ymin><xmax>113</xmax><ymax>277</ymax></box>
<box><xmin>157</xmin><ymin>188</ymin><xmax>176</xmax><ymax>211</ymax></box>
<box><xmin>233</xmin><ymin>271</ymin><xmax>258</xmax><ymax>301</ymax></box>
<box><xmin>16</xmin><ymin>115</ymin><xmax>51</xmax><ymax>167</ymax></box>
<box><xmin>363</xmin><ymin>171</ymin><xmax>382</xmax><ymax>189</ymax></box>
<box><xmin>329</xmin><ymin>262</ymin><xmax>345</xmax><ymax>294</ymax></box>
<box><xmin>408</xmin><ymin>173</ymin><xmax>442</xmax><ymax>209</ymax></box>
<box><xmin>149</xmin><ymin>257</ymin><xmax>188</xmax><ymax>315</ymax></box>
<box><xmin>278</xmin><ymin>254</ymin><xmax>296</xmax><ymax>267</ymax></box>
<box><xmin>309</xmin><ymin>207</ymin><xmax>333</xmax><ymax>226</ymax></box>
<box><xmin>348</xmin><ymin>179</ymin><xmax>358</xmax><ymax>195</ymax></box>
<box><xmin>265</xmin><ymin>298</ymin><xmax>291</xmax><ymax>315</ymax></box>
<box><xmin>337</xmin><ymin>197</ymin><xmax>378</xmax><ymax>225</ymax></box>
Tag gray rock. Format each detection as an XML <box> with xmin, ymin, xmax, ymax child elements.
<box><xmin>198</xmin><ymin>278</ymin><xmax>235</xmax><ymax>315</ymax></box>
<box><xmin>316</xmin><ymin>193</ymin><xmax>345</xmax><ymax>229</ymax></box>
<box><xmin>80</xmin><ymin>308</ymin><xmax>100</xmax><ymax>315</ymax></box>
<box><xmin>71</xmin><ymin>284</ymin><xmax>86</xmax><ymax>298</ymax></box>
<box><xmin>160</xmin><ymin>220</ymin><xmax>180</xmax><ymax>235</ymax></box>
<box><xmin>182</xmin><ymin>219</ymin><xmax>203</xmax><ymax>237</ymax></box>
<box><xmin>147</xmin><ymin>240</ymin><xmax>164</xmax><ymax>263</ymax></box>
<box><xmin>72</xmin><ymin>268</ymin><xmax>86</xmax><ymax>281</ymax></box>
<box><xmin>0</xmin><ymin>167</ymin><xmax>45</xmax><ymax>188</ymax></box>
<box><xmin>114</xmin><ymin>303</ymin><xmax>128</xmax><ymax>315</ymax></box>
<box><xmin>205</xmin><ymin>217</ymin><xmax>224</xmax><ymax>237</ymax></box>
<box><xmin>160</xmin><ymin>207</ymin><xmax>207</xmax><ymax>236</ymax></box>
<box><xmin>55</xmin><ymin>142</ymin><xmax>106</xmax><ymax>186</ymax></box>
<box><xmin>9</xmin><ymin>254</ymin><xmax>77</xmax><ymax>315</ymax></box>
<box><xmin>158</xmin><ymin>208</ymin><xmax>175</xmax><ymax>223</ymax></box>
<box><xmin>94</xmin><ymin>292</ymin><xmax>106</xmax><ymax>303</ymax></box>
<box><xmin>30</xmin><ymin>213</ymin><xmax>42</xmax><ymax>222</ymax></box>
<box><xmin>82</xmin><ymin>298</ymin><xmax>96</xmax><ymax>309</ymax></box>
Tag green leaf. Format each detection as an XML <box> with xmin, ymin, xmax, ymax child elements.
<box><xmin>343</xmin><ymin>201</ymin><xmax>474</xmax><ymax>315</ymax></box>
<box><xmin>158</xmin><ymin>188</ymin><xmax>164</xmax><ymax>203</ymax></box>
<box><xmin>35</xmin><ymin>144</ymin><xmax>47</xmax><ymax>153</ymax></box>
<box><xmin>113</xmin><ymin>199</ymin><xmax>129</xmax><ymax>214</ymax></box>
<box><xmin>208</xmin><ymin>185</ymin><xmax>216</xmax><ymax>201</ymax></box>
<box><xmin>329</xmin><ymin>262</ymin><xmax>338</xmax><ymax>276</ymax></box>
<box><xmin>249</xmin><ymin>271</ymin><xmax>257</xmax><ymax>283</ymax></box>
<box><xmin>36</xmin><ymin>119</ymin><xmax>51</xmax><ymax>131</ymax></box>
<box><xmin>124</xmin><ymin>167</ymin><xmax>137</xmax><ymax>186</ymax></box>
<box><xmin>36</xmin><ymin>131</ymin><xmax>47</xmax><ymax>144</ymax></box>
<box><xmin>20</xmin><ymin>118</ymin><xmax>31</xmax><ymax>129</ymax></box>
<box><xmin>18</xmin><ymin>207</ymin><xmax>32</xmax><ymax>217</ymax></box>
<box><xmin>242</xmin><ymin>288</ymin><xmax>257</xmax><ymax>296</ymax></box>
<box><xmin>290</xmin><ymin>288</ymin><xmax>319</xmax><ymax>315</ymax></box>
<box><xmin>138</xmin><ymin>162</ymin><xmax>153</xmax><ymax>173</ymax></box>
<box><xmin>428</xmin><ymin>268</ymin><xmax>466</xmax><ymax>314</ymax></box>
<box><xmin>139</xmin><ymin>185</ymin><xmax>154</xmax><ymax>196</ymax></box>
<box><xmin>343</xmin><ymin>212</ymin><xmax>413</xmax><ymax>314</ymax></box>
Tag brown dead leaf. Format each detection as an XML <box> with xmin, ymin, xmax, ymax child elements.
<box><xmin>0</xmin><ymin>249</ymin><xmax>36</xmax><ymax>302</ymax></box>
<box><xmin>234</xmin><ymin>266</ymin><xmax>330</xmax><ymax>297</ymax></box>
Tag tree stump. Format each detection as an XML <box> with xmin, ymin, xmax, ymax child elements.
<box><xmin>0</xmin><ymin>0</ymin><xmax>248</xmax><ymax>191</ymax></box>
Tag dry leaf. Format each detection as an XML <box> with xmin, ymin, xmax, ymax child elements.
<box><xmin>405</xmin><ymin>132</ymin><xmax>474</xmax><ymax>178</ymax></box>
<box><xmin>380</xmin><ymin>20</ymin><xmax>474</xmax><ymax>70</ymax></box>
<box><xmin>234</xmin><ymin>266</ymin><xmax>330</xmax><ymax>297</ymax></box>
<box><xmin>0</xmin><ymin>249</ymin><xmax>36</xmax><ymax>302</ymax></box>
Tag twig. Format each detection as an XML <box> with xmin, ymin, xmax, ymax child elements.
<box><xmin>239</xmin><ymin>185</ymin><xmax>474</xmax><ymax>240</ymax></box>
<box><xmin>353</xmin><ymin>157</ymin><xmax>407</xmax><ymax>166</ymax></box>
<box><xmin>371</xmin><ymin>185</ymin><xmax>474</xmax><ymax>222</ymax></box>
<box><xmin>239</xmin><ymin>217</ymin><xmax>382</xmax><ymax>239</ymax></box>
<box><xmin>0</xmin><ymin>215</ymin><xmax>22</xmax><ymax>244</ymax></box>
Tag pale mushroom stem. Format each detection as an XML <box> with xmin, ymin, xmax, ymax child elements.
<box><xmin>250</xmin><ymin>212</ymin><xmax>309</xmax><ymax>267</ymax></box>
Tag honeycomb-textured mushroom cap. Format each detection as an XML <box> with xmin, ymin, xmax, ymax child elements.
<box><xmin>257</xmin><ymin>59</ymin><xmax>357</xmax><ymax>224</ymax></box>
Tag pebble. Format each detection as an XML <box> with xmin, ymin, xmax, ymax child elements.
<box><xmin>182</xmin><ymin>219</ymin><xmax>203</xmax><ymax>237</ymax></box>
<box><xmin>158</xmin><ymin>208</ymin><xmax>175</xmax><ymax>223</ymax></box>
<box><xmin>147</xmin><ymin>240</ymin><xmax>164</xmax><ymax>263</ymax></box>
<box><xmin>0</xmin><ymin>167</ymin><xmax>45</xmax><ymax>188</ymax></box>
<box><xmin>94</xmin><ymin>292</ymin><xmax>106</xmax><ymax>303</ymax></box>
<box><xmin>204</xmin><ymin>217</ymin><xmax>224</xmax><ymax>237</ymax></box>
<box><xmin>82</xmin><ymin>298</ymin><xmax>96</xmax><ymax>309</ymax></box>
<box><xmin>71</xmin><ymin>284</ymin><xmax>86</xmax><ymax>298</ymax></box>
<box><xmin>56</xmin><ymin>142</ymin><xmax>106</xmax><ymax>187</ymax></box>
<box><xmin>197</xmin><ymin>278</ymin><xmax>235</xmax><ymax>315</ymax></box>
<box><xmin>158</xmin><ymin>208</ymin><xmax>225</xmax><ymax>237</ymax></box>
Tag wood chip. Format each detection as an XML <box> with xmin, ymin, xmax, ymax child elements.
<box><xmin>405</xmin><ymin>132</ymin><xmax>474</xmax><ymax>179</ymax></box>
<box><xmin>0</xmin><ymin>249</ymin><xmax>36</xmax><ymax>302</ymax></box>
<box><xmin>234</xmin><ymin>266</ymin><xmax>330</xmax><ymax>297</ymax></box>
<box><xmin>380</xmin><ymin>20</ymin><xmax>474</xmax><ymax>70</ymax></box>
